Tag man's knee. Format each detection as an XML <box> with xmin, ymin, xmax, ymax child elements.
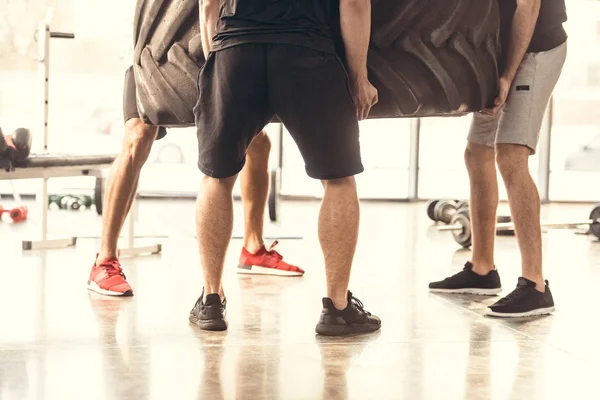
<box><xmin>464</xmin><ymin>141</ymin><xmax>495</xmax><ymax>171</ymax></box>
<box><xmin>321</xmin><ymin>176</ymin><xmax>357</xmax><ymax>190</ymax></box>
<box><xmin>202</xmin><ymin>174</ymin><xmax>238</xmax><ymax>192</ymax></box>
<box><xmin>247</xmin><ymin>130</ymin><xmax>272</xmax><ymax>160</ymax></box>
<box><xmin>123</xmin><ymin>118</ymin><xmax>158</xmax><ymax>166</ymax></box>
<box><xmin>495</xmin><ymin>144</ymin><xmax>530</xmax><ymax>180</ymax></box>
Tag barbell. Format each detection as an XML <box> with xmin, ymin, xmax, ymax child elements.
<box><xmin>439</xmin><ymin>204</ymin><xmax>600</xmax><ymax>248</ymax></box>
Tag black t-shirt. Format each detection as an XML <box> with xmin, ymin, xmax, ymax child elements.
<box><xmin>499</xmin><ymin>0</ymin><xmax>567</xmax><ymax>58</ymax></box>
<box><xmin>210</xmin><ymin>0</ymin><xmax>338</xmax><ymax>54</ymax></box>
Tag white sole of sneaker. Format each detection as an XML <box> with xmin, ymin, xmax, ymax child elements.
<box><xmin>485</xmin><ymin>306</ymin><xmax>555</xmax><ymax>318</ymax></box>
<box><xmin>87</xmin><ymin>281</ymin><xmax>133</xmax><ymax>296</ymax></box>
<box><xmin>237</xmin><ymin>265</ymin><xmax>304</xmax><ymax>277</ymax></box>
<box><xmin>429</xmin><ymin>287</ymin><xmax>502</xmax><ymax>295</ymax></box>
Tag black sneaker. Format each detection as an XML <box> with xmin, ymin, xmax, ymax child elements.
<box><xmin>485</xmin><ymin>277</ymin><xmax>555</xmax><ymax>318</ymax></box>
<box><xmin>429</xmin><ymin>262</ymin><xmax>502</xmax><ymax>295</ymax></box>
<box><xmin>189</xmin><ymin>290</ymin><xmax>228</xmax><ymax>331</ymax></box>
<box><xmin>315</xmin><ymin>291</ymin><xmax>381</xmax><ymax>336</ymax></box>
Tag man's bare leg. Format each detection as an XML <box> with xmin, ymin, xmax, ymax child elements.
<box><xmin>428</xmin><ymin>140</ymin><xmax>502</xmax><ymax>295</ymax></box>
<box><xmin>237</xmin><ymin>130</ymin><xmax>304</xmax><ymax>276</ymax></box>
<box><xmin>98</xmin><ymin>118</ymin><xmax>158</xmax><ymax>261</ymax></box>
<box><xmin>196</xmin><ymin>175</ymin><xmax>238</xmax><ymax>299</ymax></box>
<box><xmin>464</xmin><ymin>142</ymin><xmax>499</xmax><ymax>275</ymax></box>
<box><xmin>240</xmin><ymin>131</ymin><xmax>271</xmax><ymax>253</ymax></box>
<box><xmin>319</xmin><ymin>177</ymin><xmax>360</xmax><ymax>310</ymax></box>
<box><xmin>314</xmin><ymin>175</ymin><xmax>381</xmax><ymax>336</ymax></box>
<box><xmin>496</xmin><ymin>144</ymin><xmax>544</xmax><ymax>292</ymax></box>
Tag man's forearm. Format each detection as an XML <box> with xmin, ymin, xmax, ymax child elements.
<box><xmin>503</xmin><ymin>0</ymin><xmax>541</xmax><ymax>81</ymax></box>
<box><xmin>199</xmin><ymin>0</ymin><xmax>219</xmax><ymax>60</ymax></box>
<box><xmin>339</xmin><ymin>0</ymin><xmax>371</xmax><ymax>80</ymax></box>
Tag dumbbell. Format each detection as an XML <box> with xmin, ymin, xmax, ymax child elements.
<box><xmin>0</xmin><ymin>205</ymin><xmax>28</xmax><ymax>223</ymax></box>
<box><xmin>455</xmin><ymin>200</ymin><xmax>469</xmax><ymax>211</ymax></box>
<box><xmin>49</xmin><ymin>195</ymin><xmax>93</xmax><ymax>210</ymax></box>
<box><xmin>0</xmin><ymin>128</ymin><xmax>32</xmax><ymax>164</ymax></box>
<box><xmin>66</xmin><ymin>195</ymin><xmax>93</xmax><ymax>210</ymax></box>
<box><xmin>60</xmin><ymin>196</ymin><xmax>84</xmax><ymax>210</ymax></box>
<box><xmin>426</xmin><ymin>200</ymin><xmax>439</xmax><ymax>221</ymax></box>
<box><xmin>440</xmin><ymin>210</ymin><xmax>513</xmax><ymax>248</ymax></box>
<box><xmin>440</xmin><ymin>203</ymin><xmax>600</xmax><ymax>247</ymax></box>
<box><xmin>427</xmin><ymin>199</ymin><xmax>470</xmax><ymax>224</ymax></box>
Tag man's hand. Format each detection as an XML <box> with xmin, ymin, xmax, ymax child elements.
<box><xmin>350</xmin><ymin>77</ymin><xmax>378</xmax><ymax>120</ymax></box>
<box><xmin>482</xmin><ymin>76</ymin><xmax>511</xmax><ymax>116</ymax></box>
<box><xmin>483</xmin><ymin>0</ymin><xmax>540</xmax><ymax>116</ymax></box>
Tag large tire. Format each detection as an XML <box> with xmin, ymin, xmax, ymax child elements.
<box><xmin>132</xmin><ymin>0</ymin><xmax>203</xmax><ymax>127</ymax></box>
<box><xmin>366</xmin><ymin>0</ymin><xmax>501</xmax><ymax>118</ymax></box>
<box><xmin>132</xmin><ymin>0</ymin><xmax>500</xmax><ymax>127</ymax></box>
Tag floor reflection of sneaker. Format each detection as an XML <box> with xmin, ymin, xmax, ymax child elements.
<box><xmin>428</xmin><ymin>262</ymin><xmax>502</xmax><ymax>295</ymax></box>
<box><xmin>485</xmin><ymin>278</ymin><xmax>555</xmax><ymax>318</ymax></box>
<box><xmin>315</xmin><ymin>291</ymin><xmax>381</xmax><ymax>336</ymax></box>
<box><xmin>189</xmin><ymin>289</ymin><xmax>228</xmax><ymax>331</ymax></box>
<box><xmin>87</xmin><ymin>255</ymin><xmax>134</xmax><ymax>296</ymax></box>
<box><xmin>237</xmin><ymin>241</ymin><xmax>304</xmax><ymax>277</ymax></box>
<box><xmin>316</xmin><ymin>332</ymin><xmax>378</xmax><ymax>399</ymax></box>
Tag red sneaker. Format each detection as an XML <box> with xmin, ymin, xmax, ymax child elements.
<box><xmin>87</xmin><ymin>255</ymin><xmax>134</xmax><ymax>296</ymax></box>
<box><xmin>237</xmin><ymin>241</ymin><xmax>304</xmax><ymax>277</ymax></box>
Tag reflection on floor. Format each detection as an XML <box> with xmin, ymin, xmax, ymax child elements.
<box><xmin>0</xmin><ymin>200</ymin><xmax>599</xmax><ymax>399</ymax></box>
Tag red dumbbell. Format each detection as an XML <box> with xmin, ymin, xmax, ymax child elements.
<box><xmin>0</xmin><ymin>205</ymin><xmax>28</xmax><ymax>223</ymax></box>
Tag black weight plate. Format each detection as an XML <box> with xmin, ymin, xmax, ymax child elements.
<box><xmin>94</xmin><ymin>177</ymin><xmax>105</xmax><ymax>216</ymax></box>
<box><xmin>451</xmin><ymin>209</ymin><xmax>472</xmax><ymax>248</ymax></box>
<box><xmin>427</xmin><ymin>200</ymin><xmax>439</xmax><ymax>222</ymax></box>
<box><xmin>590</xmin><ymin>204</ymin><xmax>600</xmax><ymax>240</ymax></box>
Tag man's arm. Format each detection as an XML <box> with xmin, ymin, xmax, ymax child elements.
<box><xmin>199</xmin><ymin>0</ymin><xmax>219</xmax><ymax>60</ymax></box>
<box><xmin>503</xmin><ymin>0</ymin><xmax>541</xmax><ymax>81</ymax></box>
<box><xmin>339</xmin><ymin>0</ymin><xmax>378</xmax><ymax>120</ymax></box>
<box><xmin>485</xmin><ymin>0</ymin><xmax>540</xmax><ymax>114</ymax></box>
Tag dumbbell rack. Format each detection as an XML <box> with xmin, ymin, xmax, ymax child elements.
<box><xmin>0</xmin><ymin>9</ymin><xmax>161</xmax><ymax>257</ymax></box>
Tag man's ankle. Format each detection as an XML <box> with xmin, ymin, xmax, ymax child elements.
<box><xmin>243</xmin><ymin>239</ymin><xmax>265</xmax><ymax>254</ymax></box>
<box><xmin>523</xmin><ymin>273</ymin><xmax>545</xmax><ymax>293</ymax></box>
<box><xmin>204</xmin><ymin>286</ymin><xmax>225</xmax><ymax>301</ymax></box>
<box><xmin>331</xmin><ymin>298</ymin><xmax>348</xmax><ymax>311</ymax></box>
<box><xmin>470</xmin><ymin>261</ymin><xmax>495</xmax><ymax>276</ymax></box>
<box><xmin>96</xmin><ymin>251</ymin><xmax>118</xmax><ymax>266</ymax></box>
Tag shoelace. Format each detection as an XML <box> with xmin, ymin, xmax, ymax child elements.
<box><xmin>503</xmin><ymin>283</ymin><xmax>529</xmax><ymax>302</ymax></box>
<box><xmin>267</xmin><ymin>241</ymin><xmax>283</xmax><ymax>260</ymax></box>
<box><xmin>99</xmin><ymin>259</ymin><xmax>126</xmax><ymax>279</ymax></box>
<box><xmin>350</xmin><ymin>294</ymin><xmax>371</xmax><ymax>316</ymax></box>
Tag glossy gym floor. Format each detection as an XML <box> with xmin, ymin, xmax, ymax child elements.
<box><xmin>1</xmin><ymin>199</ymin><xmax>599</xmax><ymax>400</ymax></box>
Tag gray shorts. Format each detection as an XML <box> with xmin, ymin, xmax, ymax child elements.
<box><xmin>468</xmin><ymin>41</ymin><xmax>567</xmax><ymax>154</ymax></box>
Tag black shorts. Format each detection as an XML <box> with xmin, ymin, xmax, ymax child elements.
<box><xmin>193</xmin><ymin>44</ymin><xmax>363</xmax><ymax>180</ymax></box>
<box><xmin>123</xmin><ymin>67</ymin><xmax>167</xmax><ymax>140</ymax></box>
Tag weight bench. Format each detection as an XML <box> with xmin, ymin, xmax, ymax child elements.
<box><xmin>0</xmin><ymin>153</ymin><xmax>162</xmax><ymax>255</ymax></box>
<box><xmin>1</xmin><ymin>154</ymin><xmax>116</xmax><ymax>179</ymax></box>
<box><xmin>0</xmin><ymin>154</ymin><xmax>114</xmax><ymax>250</ymax></box>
